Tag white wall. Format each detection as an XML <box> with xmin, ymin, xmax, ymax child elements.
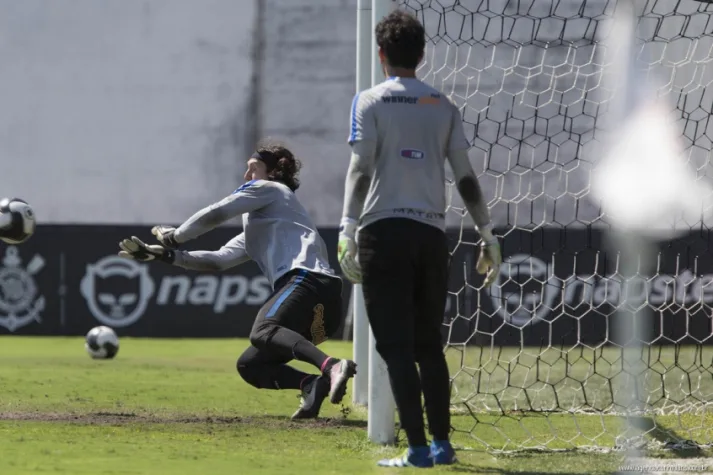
<box><xmin>0</xmin><ymin>0</ymin><xmax>255</xmax><ymax>224</ymax></box>
<box><xmin>261</xmin><ymin>0</ymin><xmax>357</xmax><ymax>226</ymax></box>
<box><xmin>2</xmin><ymin>0</ymin><xmax>711</xmax><ymax>230</ymax></box>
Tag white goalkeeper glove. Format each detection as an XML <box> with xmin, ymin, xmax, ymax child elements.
<box><xmin>151</xmin><ymin>225</ymin><xmax>180</xmax><ymax>249</ymax></box>
<box><xmin>338</xmin><ymin>218</ymin><xmax>362</xmax><ymax>284</ymax></box>
<box><xmin>476</xmin><ymin>224</ymin><xmax>502</xmax><ymax>288</ymax></box>
<box><xmin>118</xmin><ymin>236</ymin><xmax>175</xmax><ymax>263</ymax></box>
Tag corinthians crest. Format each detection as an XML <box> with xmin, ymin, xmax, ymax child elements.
<box><xmin>0</xmin><ymin>246</ymin><xmax>45</xmax><ymax>332</ymax></box>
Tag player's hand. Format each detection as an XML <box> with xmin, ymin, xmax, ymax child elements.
<box><xmin>151</xmin><ymin>225</ymin><xmax>180</xmax><ymax>249</ymax></box>
<box><xmin>118</xmin><ymin>236</ymin><xmax>174</xmax><ymax>263</ymax></box>
<box><xmin>338</xmin><ymin>237</ymin><xmax>362</xmax><ymax>284</ymax></box>
<box><xmin>338</xmin><ymin>218</ymin><xmax>362</xmax><ymax>284</ymax></box>
<box><xmin>476</xmin><ymin>237</ymin><xmax>501</xmax><ymax>288</ymax></box>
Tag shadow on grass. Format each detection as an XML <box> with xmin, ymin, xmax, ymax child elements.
<box><xmin>450</xmin><ymin>465</ymin><xmax>567</xmax><ymax>474</ymax></box>
<box><xmin>629</xmin><ymin>416</ymin><xmax>706</xmax><ymax>458</ymax></box>
<box><xmin>0</xmin><ymin>410</ymin><xmax>368</xmax><ymax>429</ymax></box>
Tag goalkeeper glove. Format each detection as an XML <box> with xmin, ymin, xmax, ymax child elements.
<box><xmin>338</xmin><ymin>218</ymin><xmax>362</xmax><ymax>284</ymax></box>
<box><xmin>118</xmin><ymin>236</ymin><xmax>175</xmax><ymax>263</ymax></box>
<box><xmin>475</xmin><ymin>225</ymin><xmax>502</xmax><ymax>288</ymax></box>
<box><xmin>151</xmin><ymin>225</ymin><xmax>180</xmax><ymax>249</ymax></box>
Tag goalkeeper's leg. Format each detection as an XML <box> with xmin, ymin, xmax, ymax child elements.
<box><xmin>414</xmin><ymin>226</ymin><xmax>456</xmax><ymax>465</ymax></box>
<box><xmin>237</xmin><ymin>345</ymin><xmax>308</xmax><ymax>390</ymax></box>
<box><xmin>237</xmin><ymin>345</ymin><xmax>329</xmax><ymax>419</ymax></box>
<box><xmin>358</xmin><ymin>219</ymin><xmax>434</xmax><ymax>468</ymax></box>
<box><xmin>249</xmin><ymin>269</ymin><xmax>356</xmax><ymax>405</ymax></box>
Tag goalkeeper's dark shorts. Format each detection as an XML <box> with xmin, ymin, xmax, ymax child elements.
<box><xmin>251</xmin><ymin>269</ymin><xmax>344</xmax><ymax>345</ymax></box>
<box><xmin>357</xmin><ymin>218</ymin><xmax>450</xmax><ymax>357</ymax></box>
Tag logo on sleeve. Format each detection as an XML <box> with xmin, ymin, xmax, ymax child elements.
<box><xmin>401</xmin><ymin>149</ymin><xmax>425</xmax><ymax>160</ymax></box>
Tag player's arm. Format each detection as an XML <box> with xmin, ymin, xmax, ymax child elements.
<box><xmin>172</xmin><ymin>233</ymin><xmax>250</xmax><ymax>271</ymax></box>
<box><xmin>342</xmin><ymin>141</ymin><xmax>376</xmax><ymax>223</ymax></box>
<box><xmin>153</xmin><ymin>182</ymin><xmax>276</xmax><ymax>248</ymax></box>
<box><xmin>447</xmin><ymin>149</ymin><xmax>493</xmax><ymax>241</ymax></box>
<box><xmin>445</xmin><ymin>102</ymin><xmax>493</xmax><ymax>240</ymax></box>
<box><xmin>339</xmin><ymin>93</ymin><xmax>377</xmax><ymax>283</ymax></box>
<box><xmin>446</xmin><ymin>103</ymin><xmax>501</xmax><ymax>286</ymax></box>
<box><xmin>118</xmin><ymin>233</ymin><xmax>250</xmax><ymax>271</ymax></box>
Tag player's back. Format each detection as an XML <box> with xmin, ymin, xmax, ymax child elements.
<box><xmin>350</xmin><ymin>77</ymin><xmax>465</xmax><ymax>231</ymax></box>
<box><xmin>241</xmin><ymin>180</ymin><xmax>334</xmax><ymax>286</ymax></box>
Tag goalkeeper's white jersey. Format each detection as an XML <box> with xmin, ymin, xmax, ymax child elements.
<box><xmin>348</xmin><ymin>76</ymin><xmax>470</xmax><ymax>231</ymax></box>
<box><xmin>172</xmin><ymin>180</ymin><xmax>335</xmax><ymax>288</ymax></box>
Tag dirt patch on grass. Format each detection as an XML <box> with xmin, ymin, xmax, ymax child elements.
<box><xmin>0</xmin><ymin>411</ymin><xmax>367</xmax><ymax>429</ymax></box>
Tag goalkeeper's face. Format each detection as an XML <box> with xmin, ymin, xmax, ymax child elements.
<box><xmin>244</xmin><ymin>158</ymin><xmax>268</xmax><ymax>182</ymax></box>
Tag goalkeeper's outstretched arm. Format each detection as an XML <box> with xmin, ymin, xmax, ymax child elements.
<box><xmin>172</xmin><ymin>234</ymin><xmax>250</xmax><ymax>271</ymax></box>
<box><xmin>447</xmin><ymin>149</ymin><xmax>495</xmax><ymax>242</ymax></box>
<box><xmin>172</xmin><ymin>182</ymin><xmax>276</xmax><ymax>245</ymax></box>
<box><xmin>119</xmin><ymin>233</ymin><xmax>250</xmax><ymax>271</ymax></box>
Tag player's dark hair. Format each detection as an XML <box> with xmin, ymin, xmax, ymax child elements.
<box><xmin>375</xmin><ymin>10</ymin><xmax>425</xmax><ymax>70</ymax></box>
<box><xmin>255</xmin><ymin>140</ymin><xmax>302</xmax><ymax>192</ymax></box>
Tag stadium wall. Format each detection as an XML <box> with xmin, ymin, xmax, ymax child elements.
<box><xmin>0</xmin><ymin>0</ymin><xmax>358</xmax><ymax>228</ymax></box>
<box><xmin>2</xmin><ymin>226</ymin><xmax>711</xmax><ymax>345</ymax></box>
<box><xmin>2</xmin><ymin>0</ymin><xmax>667</xmax><ymax>230</ymax></box>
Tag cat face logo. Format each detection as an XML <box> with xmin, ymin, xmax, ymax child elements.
<box><xmin>80</xmin><ymin>256</ymin><xmax>155</xmax><ymax>327</ymax></box>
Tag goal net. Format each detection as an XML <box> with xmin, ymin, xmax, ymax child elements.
<box><xmin>399</xmin><ymin>0</ymin><xmax>713</xmax><ymax>453</ymax></box>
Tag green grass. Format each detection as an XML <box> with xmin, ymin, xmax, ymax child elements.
<box><xmin>444</xmin><ymin>344</ymin><xmax>713</xmax><ymax>453</ymax></box>
<box><xmin>0</xmin><ymin>337</ymin><xmax>647</xmax><ymax>474</ymax></box>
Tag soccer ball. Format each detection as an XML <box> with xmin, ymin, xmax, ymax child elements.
<box><xmin>85</xmin><ymin>326</ymin><xmax>120</xmax><ymax>359</ymax></box>
<box><xmin>0</xmin><ymin>198</ymin><xmax>36</xmax><ymax>244</ymax></box>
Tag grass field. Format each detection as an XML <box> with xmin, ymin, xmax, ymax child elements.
<box><xmin>0</xmin><ymin>336</ymin><xmax>696</xmax><ymax>474</ymax></box>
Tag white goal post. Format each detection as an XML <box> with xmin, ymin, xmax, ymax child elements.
<box><xmin>353</xmin><ymin>0</ymin><xmax>398</xmax><ymax>445</ymax></box>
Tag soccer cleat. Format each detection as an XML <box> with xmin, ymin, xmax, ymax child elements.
<box><xmin>430</xmin><ymin>440</ymin><xmax>457</xmax><ymax>465</ymax></box>
<box><xmin>324</xmin><ymin>358</ymin><xmax>357</xmax><ymax>404</ymax></box>
<box><xmin>291</xmin><ymin>376</ymin><xmax>330</xmax><ymax>420</ymax></box>
<box><xmin>377</xmin><ymin>446</ymin><xmax>434</xmax><ymax>468</ymax></box>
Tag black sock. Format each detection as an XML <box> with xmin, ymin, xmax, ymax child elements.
<box><xmin>382</xmin><ymin>353</ymin><xmax>428</xmax><ymax>447</ymax></box>
<box><xmin>268</xmin><ymin>327</ymin><xmax>330</xmax><ymax>370</ymax></box>
<box><xmin>418</xmin><ymin>353</ymin><xmax>451</xmax><ymax>441</ymax></box>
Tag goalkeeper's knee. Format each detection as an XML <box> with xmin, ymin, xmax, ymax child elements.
<box><xmin>236</xmin><ymin>357</ymin><xmax>270</xmax><ymax>389</ymax></box>
<box><xmin>249</xmin><ymin>323</ymin><xmax>276</xmax><ymax>351</ymax></box>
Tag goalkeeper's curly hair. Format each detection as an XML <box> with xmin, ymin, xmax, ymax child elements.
<box><xmin>256</xmin><ymin>140</ymin><xmax>302</xmax><ymax>192</ymax></box>
<box><xmin>375</xmin><ymin>10</ymin><xmax>425</xmax><ymax>70</ymax></box>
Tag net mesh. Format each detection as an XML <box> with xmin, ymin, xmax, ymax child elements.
<box><xmin>398</xmin><ymin>0</ymin><xmax>713</xmax><ymax>453</ymax></box>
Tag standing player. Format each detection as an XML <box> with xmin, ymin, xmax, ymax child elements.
<box><xmin>338</xmin><ymin>10</ymin><xmax>502</xmax><ymax>468</ymax></box>
<box><xmin>118</xmin><ymin>140</ymin><xmax>356</xmax><ymax>420</ymax></box>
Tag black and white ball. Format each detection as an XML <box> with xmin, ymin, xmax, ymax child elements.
<box><xmin>0</xmin><ymin>198</ymin><xmax>36</xmax><ymax>244</ymax></box>
<box><xmin>85</xmin><ymin>326</ymin><xmax>120</xmax><ymax>359</ymax></box>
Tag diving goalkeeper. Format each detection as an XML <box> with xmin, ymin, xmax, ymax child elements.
<box><xmin>338</xmin><ymin>10</ymin><xmax>502</xmax><ymax>468</ymax></box>
<box><xmin>118</xmin><ymin>140</ymin><xmax>356</xmax><ymax>420</ymax></box>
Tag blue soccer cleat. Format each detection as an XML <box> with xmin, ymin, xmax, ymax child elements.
<box><xmin>377</xmin><ymin>446</ymin><xmax>434</xmax><ymax>468</ymax></box>
<box><xmin>430</xmin><ymin>440</ymin><xmax>457</xmax><ymax>465</ymax></box>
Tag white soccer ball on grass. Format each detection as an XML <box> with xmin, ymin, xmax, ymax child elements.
<box><xmin>85</xmin><ymin>326</ymin><xmax>120</xmax><ymax>359</ymax></box>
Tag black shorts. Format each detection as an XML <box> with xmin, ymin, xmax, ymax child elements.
<box><xmin>357</xmin><ymin>218</ymin><xmax>449</xmax><ymax>356</ymax></box>
<box><xmin>252</xmin><ymin>269</ymin><xmax>343</xmax><ymax>345</ymax></box>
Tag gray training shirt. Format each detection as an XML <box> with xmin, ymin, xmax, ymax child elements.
<box><xmin>348</xmin><ymin>76</ymin><xmax>470</xmax><ymax>231</ymax></box>
<box><xmin>171</xmin><ymin>180</ymin><xmax>335</xmax><ymax>288</ymax></box>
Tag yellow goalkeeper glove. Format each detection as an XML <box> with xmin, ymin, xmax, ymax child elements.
<box><xmin>338</xmin><ymin>218</ymin><xmax>362</xmax><ymax>284</ymax></box>
<box><xmin>476</xmin><ymin>225</ymin><xmax>502</xmax><ymax>288</ymax></box>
